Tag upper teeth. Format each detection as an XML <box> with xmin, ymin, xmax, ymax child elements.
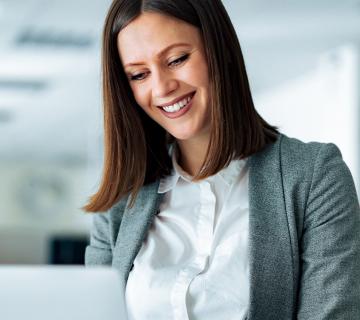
<box><xmin>162</xmin><ymin>95</ymin><xmax>192</xmax><ymax>113</ymax></box>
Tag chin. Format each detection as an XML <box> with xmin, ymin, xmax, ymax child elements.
<box><xmin>167</xmin><ymin>125</ymin><xmax>209</xmax><ymax>142</ymax></box>
<box><xmin>168</xmin><ymin>130</ymin><xmax>197</xmax><ymax>141</ymax></box>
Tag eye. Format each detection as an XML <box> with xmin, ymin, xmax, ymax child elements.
<box><xmin>129</xmin><ymin>72</ymin><xmax>147</xmax><ymax>81</ymax></box>
<box><xmin>130</xmin><ymin>73</ymin><xmax>146</xmax><ymax>81</ymax></box>
<box><xmin>168</xmin><ymin>54</ymin><xmax>189</xmax><ymax>67</ymax></box>
<box><xmin>128</xmin><ymin>54</ymin><xmax>190</xmax><ymax>82</ymax></box>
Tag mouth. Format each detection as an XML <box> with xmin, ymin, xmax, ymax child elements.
<box><xmin>157</xmin><ymin>92</ymin><xmax>196</xmax><ymax>113</ymax></box>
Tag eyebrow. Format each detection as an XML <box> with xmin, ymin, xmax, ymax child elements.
<box><xmin>123</xmin><ymin>42</ymin><xmax>191</xmax><ymax>68</ymax></box>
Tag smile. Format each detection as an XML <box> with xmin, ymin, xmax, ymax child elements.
<box><xmin>157</xmin><ymin>92</ymin><xmax>196</xmax><ymax>119</ymax></box>
<box><xmin>157</xmin><ymin>92</ymin><xmax>195</xmax><ymax>113</ymax></box>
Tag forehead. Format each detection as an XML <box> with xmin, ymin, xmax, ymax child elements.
<box><xmin>117</xmin><ymin>12</ymin><xmax>201</xmax><ymax>64</ymax></box>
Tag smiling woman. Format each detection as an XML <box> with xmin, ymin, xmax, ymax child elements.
<box><xmin>84</xmin><ymin>0</ymin><xmax>278</xmax><ymax>212</ymax></box>
<box><xmin>83</xmin><ymin>1</ymin><xmax>360</xmax><ymax>319</ymax></box>
<box><xmin>118</xmin><ymin>13</ymin><xmax>211</xmax><ymax>151</ymax></box>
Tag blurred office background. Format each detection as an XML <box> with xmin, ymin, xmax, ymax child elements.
<box><xmin>0</xmin><ymin>0</ymin><xmax>359</xmax><ymax>264</ymax></box>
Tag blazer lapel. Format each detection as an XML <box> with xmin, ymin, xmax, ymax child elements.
<box><xmin>112</xmin><ymin>181</ymin><xmax>164</xmax><ymax>281</ymax></box>
<box><xmin>247</xmin><ymin>136</ymin><xmax>295</xmax><ymax>319</ymax></box>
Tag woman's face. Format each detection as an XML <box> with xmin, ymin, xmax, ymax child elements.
<box><xmin>117</xmin><ymin>12</ymin><xmax>211</xmax><ymax>142</ymax></box>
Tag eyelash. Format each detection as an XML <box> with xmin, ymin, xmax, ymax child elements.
<box><xmin>129</xmin><ymin>54</ymin><xmax>190</xmax><ymax>81</ymax></box>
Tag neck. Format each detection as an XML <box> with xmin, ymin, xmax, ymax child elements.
<box><xmin>176</xmin><ymin>134</ymin><xmax>210</xmax><ymax>177</ymax></box>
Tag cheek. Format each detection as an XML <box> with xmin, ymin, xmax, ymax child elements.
<box><xmin>198</xmin><ymin>63</ymin><xmax>210</xmax><ymax>87</ymax></box>
<box><xmin>189</xmin><ymin>51</ymin><xmax>209</xmax><ymax>85</ymax></box>
<box><xmin>183</xmin><ymin>61</ymin><xmax>208</xmax><ymax>86</ymax></box>
<box><xmin>191</xmin><ymin>71</ymin><xmax>209</xmax><ymax>99</ymax></box>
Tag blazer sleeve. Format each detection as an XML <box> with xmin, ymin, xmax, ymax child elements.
<box><xmin>297</xmin><ymin>143</ymin><xmax>360</xmax><ymax>319</ymax></box>
<box><xmin>85</xmin><ymin>211</ymin><xmax>113</xmax><ymax>266</ymax></box>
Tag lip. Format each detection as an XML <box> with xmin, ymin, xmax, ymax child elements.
<box><xmin>158</xmin><ymin>92</ymin><xmax>196</xmax><ymax>119</ymax></box>
<box><xmin>157</xmin><ymin>91</ymin><xmax>196</xmax><ymax>108</ymax></box>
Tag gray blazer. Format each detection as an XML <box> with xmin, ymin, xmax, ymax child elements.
<box><xmin>85</xmin><ymin>134</ymin><xmax>360</xmax><ymax>319</ymax></box>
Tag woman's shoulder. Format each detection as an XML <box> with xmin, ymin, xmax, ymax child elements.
<box><xmin>278</xmin><ymin>133</ymin><xmax>344</xmax><ymax>173</ymax></box>
<box><xmin>275</xmin><ymin>134</ymin><xmax>357</xmax><ymax>202</ymax></box>
<box><xmin>106</xmin><ymin>180</ymin><xmax>161</xmax><ymax>220</ymax></box>
<box><xmin>257</xmin><ymin>133</ymin><xmax>343</xmax><ymax>172</ymax></box>
<box><xmin>279</xmin><ymin>133</ymin><xmax>340</xmax><ymax>158</ymax></box>
<box><xmin>253</xmin><ymin>133</ymin><xmax>355</xmax><ymax>190</ymax></box>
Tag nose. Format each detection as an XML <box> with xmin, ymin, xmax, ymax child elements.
<box><xmin>151</xmin><ymin>68</ymin><xmax>178</xmax><ymax>99</ymax></box>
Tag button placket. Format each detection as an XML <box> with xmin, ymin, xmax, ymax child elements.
<box><xmin>170</xmin><ymin>180</ymin><xmax>217</xmax><ymax>320</ymax></box>
<box><xmin>198</xmin><ymin>181</ymin><xmax>216</xmax><ymax>256</ymax></box>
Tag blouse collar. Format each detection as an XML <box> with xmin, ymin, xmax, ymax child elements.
<box><xmin>158</xmin><ymin>144</ymin><xmax>247</xmax><ymax>194</ymax></box>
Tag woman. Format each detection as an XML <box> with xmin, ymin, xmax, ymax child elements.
<box><xmin>84</xmin><ymin>0</ymin><xmax>360</xmax><ymax>319</ymax></box>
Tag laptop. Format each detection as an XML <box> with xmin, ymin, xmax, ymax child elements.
<box><xmin>0</xmin><ymin>266</ymin><xmax>127</xmax><ymax>320</ymax></box>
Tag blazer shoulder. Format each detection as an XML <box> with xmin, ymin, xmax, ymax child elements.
<box><xmin>90</xmin><ymin>194</ymin><xmax>129</xmax><ymax>251</ymax></box>
<box><xmin>278</xmin><ymin>134</ymin><xmax>342</xmax><ymax>181</ymax></box>
<box><xmin>280</xmin><ymin>134</ymin><xmax>324</xmax><ymax>163</ymax></box>
<box><xmin>252</xmin><ymin>134</ymin><xmax>327</xmax><ymax>178</ymax></box>
<box><xmin>104</xmin><ymin>180</ymin><xmax>162</xmax><ymax>243</ymax></box>
<box><xmin>278</xmin><ymin>134</ymin><xmax>359</xmax><ymax>220</ymax></box>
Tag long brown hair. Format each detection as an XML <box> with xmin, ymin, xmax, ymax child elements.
<box><xmin>83</xmin><ymin>0</ymin><xmax>278</xmax><ymax>212</ymax></box>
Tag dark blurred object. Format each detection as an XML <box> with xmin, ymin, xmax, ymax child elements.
<box><xmin>48</xmin><ymin>235</ymin><xmax>89</xmax><ymax>265</ymax></box>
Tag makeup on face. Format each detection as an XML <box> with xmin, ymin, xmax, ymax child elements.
<box><xmin>118</xmin><ymin>12</ymin><xmax>211</xmax><ymax>142</ymax></box>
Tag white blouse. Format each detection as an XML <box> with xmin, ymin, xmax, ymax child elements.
<box><xmin>125</xmin><ymin>150</ymin><xmax>250</xmax><ymax>320</ymax></box>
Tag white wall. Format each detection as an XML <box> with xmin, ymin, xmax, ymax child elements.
<box><xmin>254</xmin><ymin>45</ymin><xmax>359</xmax><ymax>194</ymax></box>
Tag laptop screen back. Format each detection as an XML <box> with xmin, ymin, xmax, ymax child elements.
<box><xmin>0</xmin><ymin>266</ymin><xmax>127</xmax><ymax>320</ymax></box>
